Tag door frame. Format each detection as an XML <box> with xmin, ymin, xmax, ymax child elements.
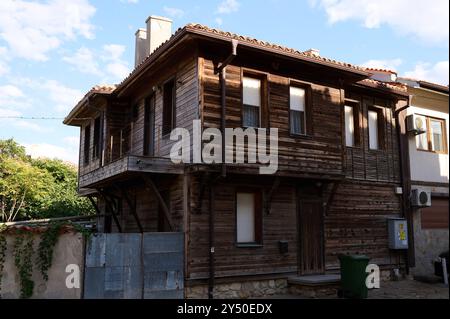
<box><xmin>297</xmin><ymin>188</ymin><xmax>325</xmax><ymax>275</ymax></box>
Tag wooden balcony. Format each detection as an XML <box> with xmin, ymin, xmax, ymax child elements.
<box><xmin>78</xmin><ymin>156</ymin><xmax>184</xmax><ymax>189</ymax></box>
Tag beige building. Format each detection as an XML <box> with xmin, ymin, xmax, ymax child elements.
<box><xmin>398</xmin><ymin>78</ymin><xmax>449</xmax><ymax>277</ymax></box>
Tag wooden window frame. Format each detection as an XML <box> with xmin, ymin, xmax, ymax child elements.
<box><xmin>84</xmin><ymin>124</ymin><xmax>91</xmax><ymax>166</ymax></box>
<box><xmin>288</xmin><ymin>80</ymin><xmax>313</xmax><ymax>138</ymax></box>
<box><xmin>367</xmin><ymin>105</ymin><xmax>385</xmax><ymax>151</ymax></box>
<box><xmin>235</xmin><ymin>188</ymin><xmax>263</xmax><ymax>247</ymax></box>
<box><xmin>162</xmin><ymin>77</ymin><xmax>176</xmax><ymax>137</ymax></box>
<box><xmin>92</xmin><ymin>116</ymin><xmax>101</xmax><ymax>160</ymax></box>
<box><xmin>416</xmin><ymin>115</ymin><xmax>448</xmax><ymax>155</ymax></box>
<box><xmin>344</xmin><ymin>99</ymin><xmax>361</xmax><ymax>148</ymax></box>
<box><xmin>241</xmin><ymin>69</ymin><xmax>268</xmax><ymax>129</ymax></box>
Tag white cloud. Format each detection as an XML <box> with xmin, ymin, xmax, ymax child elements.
<box><xmin>0</xmin><ymin>84</ymin><xmax>30</xmax><ymax>109</ymax></box>
<box><xmin>120</xmin><ymin>0</ymin><xmax>139</xmax><ymax>3</ymax></box>
<box><xmin>24</xmin><ymin>143</ymin><xmax>78</xmax><ymax>164</ymax></box>
<box><xmin>310</xmin><ymin>0</ymin><xmax>449</xmax><ymax>45</ymax></box>
<box><xmin>404</xmin><ymin>61</ymin><xmax>449</xmax><ymax>85</ymax></box>
<box><xmin>216</xmin><ymin>0</ymin><xmax>240</xmax><ymax>14</ymax></box>
<box><xmin>41</xmin><ymin>80</ymin><xmax>84</xmax><ymax>113</ymax></box>
<box><xmin>0</xmin><ymin>47</ymin><xmax>9</xmax><ymax>76</ymax></box>
<box><xmin>361</xmin><ymin>59</ymin><xmax>403</xmax><ymax>72</ymax></box>
<box><xmin>0</xmin><ymin>0</ymin><xmax>96</xmax><ymax>61</ymax></box>
<box><xmin>14</xmin><ymin>120</ymin><xmax>51</xmax><ymax>133</ymax></box>
<box><xmin>0</xmin><ymin>108</ymin><xmax>21</xmax><ymax>118</ymax></box>
<box><xmin>63</xmin><ymin>136</ymin><xmax>80</xmax><ymax>148</ymax></box>
<box><xmin>215</xmin><ymin>17</ymin><xmax>224</xmax><ymax>26</ymax></box>
<box><xmin>0</xmin><ymin>85</ymin><xmax>24</xmax><ymax>98</ymax></box>
<box><xmin>63</xmin><ymin>44</ymin><xmax>130</xmax><ymax>82</ymax></box>
<box><xmin>163</xmin><ymin>6</ymin><xmax>185</xmax><ymax>19</ymax></box>
<box><xmin>63</xmin><ymin>47</ymin><xmax>102</xmax><ymax>75</ymax></box>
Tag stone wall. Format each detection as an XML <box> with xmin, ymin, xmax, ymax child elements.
<box><xmin>186</xmin><ymin>279</ymin><xmax>289</xmax><ymax>299</ymax></box>
<box><xmin>1</xmin><ymin>233</ymin><xmax>85</xmax><ymax>299</ymax></box>
<box><xmin>186</xmin><ymin>270</ymin><xmax>395</xmax><ymax>299</ymax></box>
<box><xmin>412</xmin><ymin>208</ymin><xmax>449</xmax><ymax>277</ymax></box>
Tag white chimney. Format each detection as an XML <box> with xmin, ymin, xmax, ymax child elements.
<box><xmin>135</xmin><ymin>28</ymin><xmax>148</xmax><ymax>67</ymax></box>
<box><xmin>146</xmin><ymin>15</ymin><xmax>173</xmax><ymax>55</ymax></box>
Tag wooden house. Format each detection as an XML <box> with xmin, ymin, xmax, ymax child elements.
<box><xmin>64</xmin><ymin>16</ymin><xmax>412</xmax><ymax>298</ymax></box>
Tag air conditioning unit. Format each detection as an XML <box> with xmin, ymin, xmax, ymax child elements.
<box><xmin>411</xmin><ymin>188</ymin><xmax>432</xmax><ymax>207</ymax></box>
<box><xmin>406</xmin><ymin>114</ymin><xmax>426</xmax><ymax>135</ymax></box>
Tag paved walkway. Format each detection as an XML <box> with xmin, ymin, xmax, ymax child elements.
<box><xmin>266</xmin><ymin>279</ymin><xmax>449</xmax><ymax>299</ymax></box>
<box><xmin>368</xmin><ymin>279</ymin><xmax>449</xmax><ymax>299</ymax></box>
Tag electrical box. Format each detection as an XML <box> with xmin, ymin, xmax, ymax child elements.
<box><xmin>388</xmin><ymin>218</ymin><xmax>408</xmax><ymax>250</ymax></box>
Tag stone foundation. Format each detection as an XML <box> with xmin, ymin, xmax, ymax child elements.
<box><xmin>186</xmin><ymin>279</ymin><xmax>289</xmax><ymax>299</ymax></box>
<box><xmin>186</xmin><ymin>269</ymin><xmax>401</xmax><ymax>299</ymax></box>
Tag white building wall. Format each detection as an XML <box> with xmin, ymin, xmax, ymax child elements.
<box><xmin>407</xmin><ymin>105</ymin><xmax>449</xmax><ymax>185</ymax></box>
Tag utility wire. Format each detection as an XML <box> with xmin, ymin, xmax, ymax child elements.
<box><xmin>0</xmin><ymin>116</ymin><xmax>65</xmax><ymax>120</ymax></box>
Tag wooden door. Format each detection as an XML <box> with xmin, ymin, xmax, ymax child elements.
<box><xmin>298</xmin><ymin>199</ymin><xmax>325</xmax><ymax>275</ymax></box>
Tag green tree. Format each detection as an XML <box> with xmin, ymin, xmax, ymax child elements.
<box><xmin>0</xmin><ymin>157</ymin><xmax>54</xmax><ymax>222</ymax></box>
<box><xmin>0</xmin><ymin>139</ymin><xmax>94</xmax><ymax>221</ymax></box>
<box><xmin>32</xmin><ymin>158</ymin><xmax>94</xmax><ymax>218</ymax></box>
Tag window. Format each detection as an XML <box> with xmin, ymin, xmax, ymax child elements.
<box><xmin>243</xmin><ymin>77</ymin><xmax>261</xmax><ymax>128</ymax></box>
<box><xmin>430</xmin><ymin>119</ymin><xmax>446</xmax><ymax>152</ymax></box>
<box><xmin>345</xmin><ymin>105</ymin><xmax>355</xmax><ymax>147</ymax></box>
<box><xmin>93</xmin><ymin>116</ymin><xmax>101</xmax><ymax>160</ymax></box>
<box><xmin>236</xmin><ymin>191</ymin><xmax>262</xmax><ymax>245</ymax></box>
<box><xmin>162</xmin><ymin>79</ymin><xmax>176</xmax><ymax>136</ymax></box>
<box><xmin>368</xmin><ymin>109</ymin><xmax>380</xmax><ymax>150</ymax></box>
<box><xmin>84</xmin><ymin>124</ymin><xmax>91</xmax><ymax>165</ymax></box>
<box><xmin>290</xmin><ymin>86</ymin><xmax>306</xmax><ymax>135</ymax></box>
<box><xmin>417</xmin><ymin>116</ymin><xmax>447</xmax><ymax>153</ymax></box>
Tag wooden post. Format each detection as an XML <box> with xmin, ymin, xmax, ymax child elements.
<box><xmin>117</xmin><ymin>186</ymin><xmax>144</xmax><ymax>233</ymax></box>
<box><xmin>143</xmin><ymin>177</ymin><xmax>174</xmax><ymax>231</ymax></box>
<box><xmin>97</xmin><ymin>190</ymin><xmax>122</xmax><ymax>233</ymax></box>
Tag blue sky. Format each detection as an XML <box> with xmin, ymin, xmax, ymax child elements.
<box><xmin>0</xmin><ymin>0</ymin><xmax>448</xmax><ymax>164</ymax></box>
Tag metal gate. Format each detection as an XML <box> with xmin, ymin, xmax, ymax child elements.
<box><xmin>84</xmin><ymin>233</ymin><xmax>184</xmax><ymax>299</ymax></box>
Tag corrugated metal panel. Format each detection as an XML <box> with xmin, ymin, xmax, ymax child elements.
<box><xmin>84</xmin><ymin>233</ymin><xmax>184</xmax><ymax>299</ymax></box>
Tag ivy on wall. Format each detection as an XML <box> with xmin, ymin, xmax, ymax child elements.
<box><xmin>0</xmin><ymin>222</ymin><xmax>91</xmax><ymax>299</ymax></box>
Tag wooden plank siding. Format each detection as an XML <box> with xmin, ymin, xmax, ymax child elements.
<box><xmin>187</xmin><ymin>176</ymin><xmax>298</xmax><ymax>280</ymax></box>
<box><xmin>77</xmin><ymin>47</ymin><xmax>199</xmax><ymax>181</ymax></box>
<box><xmin>344</xmin><ymin>91</ymin><xmax>401</xmax><ymax>183</ymax></box>
<box><xmin>201</xmin><ymin>58</ymin><xmax>344</xmax><ymax>177</ymax></box>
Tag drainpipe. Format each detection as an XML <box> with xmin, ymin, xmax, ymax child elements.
<box><xmin>214</xmin><ymin>39</ymin><xmax>238</xmax><ymax>178</ymax></box>
<box><xmin>394</xmin><ymin>94</ymin><xmax>414</xmax><ymax>273</ymax></box>
<box><xmin>207</xmin><ymin>40</ymin><xmax>238</xmax><ymax>300</ymax></box>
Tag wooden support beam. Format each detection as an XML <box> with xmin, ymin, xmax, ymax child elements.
<box><xmin>115</xmin><ymin>185</ymin><xmax>144</xmax><ymax>233</ymax></box>
<box><xmin>97</xmin><ymin>189</ymin><xmax>122</xmax><ymax>233</ymax></box>
<box><xmin>87</xmin><ymin>195</ymin><xmax>101</xmax><ymax>216</ymax></box>
<box><xmin>142</xmin><ymin>177</ymin><xmax>174</xmax><ymax>231</ymax></box>
<box><xmin>264</xmin><ymin>177</ymin><xmax>280</xmax><ymax>215</ymax></box>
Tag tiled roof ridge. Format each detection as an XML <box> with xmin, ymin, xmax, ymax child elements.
<box><xmin>359</xmin><ymin>78</ymin><xmax>408</xmax><ymax>92</ymax></box>
<box><xmin>365</xmin><ymin>67</ymin><xmax>398</xmax><ymax>74</ymax></box>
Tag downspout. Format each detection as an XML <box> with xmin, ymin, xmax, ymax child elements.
<box><xmin>214</xmin><ymin>39</ymin><xmax>238</xmax><ymax>178</ymax></box>
<box><xmin>394</xmin><ymin>94</ymin><xmax>414</xmax><ymax>273</ymax></box>
<box><xmin>208</xmin><ymin>40</ymin><xmax>238</xmax><ymax>299</ymax></box>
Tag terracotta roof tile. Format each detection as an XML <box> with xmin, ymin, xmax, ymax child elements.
<box><xmin>359</xmin><ymin>79</ymin><xmax>408</xmax><ymax>93</ymax></box>
<box><xmin>364</xmin><ymin>67</ymin><xmax>398</xmax><ymax>75</ymax></box>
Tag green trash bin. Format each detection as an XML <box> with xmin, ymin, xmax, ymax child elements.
<box><xmin>339</xmin><ymin>254</ymin><xmax>370</xmax><ymax>299</ymax></box>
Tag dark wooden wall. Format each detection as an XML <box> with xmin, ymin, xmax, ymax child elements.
<box><xmin>201</xmin><ymin>58</ymin><xmax>344</xmax><ymax>178</ymax></box>
<box><xmin>344</xmin><ymin>91</ymin><xmax>402</xmax><ymax>183</ymax></box>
